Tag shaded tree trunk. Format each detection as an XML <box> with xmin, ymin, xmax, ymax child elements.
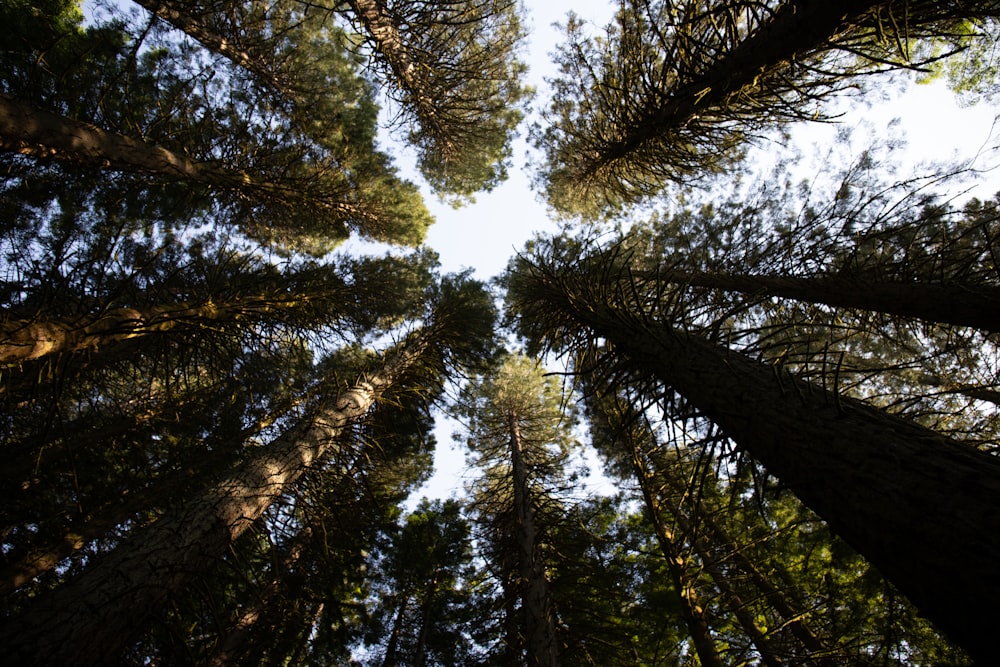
<box><xmin>0</xmin><ymin>94</ymin><xmax>369</xmax><ymax>221</ymax></box>
<box><xmin>592</xmin><ymin>0</ymin><xmax>883</xmax><ymax>174</ymax></box>
<box><xmin>209</xmin><ymin>527</ymin><xmax>311</xmax><ymax>666</ymax></box>
<box><xmin>516</xmin><ymin>269</ymin><xmax>1000</xmax><ymax>663</ymax></box>
<box><xmin>641</xmin><ymin>268</ymin><xmax>1000</xmax><ymax>332</ymax></box>
<box><xmin>0</xmin><ymin>330</ymin><xmax>435</xmax><ymax>664</ymax></box>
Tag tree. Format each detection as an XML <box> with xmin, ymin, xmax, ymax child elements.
<box><xmin>362</xmin><ymin>498</ymin><xmax>479</xmax><ymax>667</ymax></box>
<box><xmin>125</xmin><ymin>0</ymin><xmax>532</xmax><ymax>202</ymax></box>
<box><xmin>342</xmin><ymin>0</ymin><xmax>531</xmax><ymax>201</ymax></box>
<box><xmin>0</xmin><ymin>94</ymin><xmax>431</xmax><ymax>252</ymax></box>
<box><xmin>535</xmin><ymin>0</ymin><xmax>1000</xmax><ymax>215</ymax></box>
<box><xmin>0</xmin><ymin>277</ymin><xmax>496</xmax><ymax>664</ymax></box>
<box><xmin>456</xmin><ymin>353</ymin><xmax>576</xmax><ymax>666</ymax></box>
<box><xmin>507</xmin><ymin>245</ymin><xmax>1000</xmax><ymax>663</ymax></box>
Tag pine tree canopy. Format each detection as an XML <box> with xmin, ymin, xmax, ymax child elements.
<box><xmin>1</xmin><ymin>1</ymin><xmax>998</xmax><ymax>664</ymax></box>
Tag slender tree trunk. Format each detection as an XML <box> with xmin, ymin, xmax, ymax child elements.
<box><xmin>694</xmin><ymin>510</ymin><xmax>835</xmax><ymax>663</ymax></box>
<box><xmin>0</xmin><ymin>331</ymin><xmax>434</xmax><ymax>665</ymax></box>
<box><xmin>630</xmin><ymin>448</ymin><xmax>726</xmax><ymax>667</ymax></box>
<box><xmin>642</xmin><ymin>268</ymin><xmax>1000</xmax><ymax>332</ymax></box>
<box><xmin>0</xmin><ymin>95</ymin><xmax>364</xmax><ymax>218</ymax></box>
<box><xmin>0</xmin><ymin>462</ymin><xmax>203</xmax><ymax>597</ymax></box>
<box><xmin>523</xmin><ymin>273</ymin><xmax>1000</xmax><ymax>663</ymax></box>
<box><xmin>412</xmin><ymin>580</ymin><xmax>437</xmax><ymax>667</ymax></box>
<box><xmin>381</xmin><ymin>594</ymin><xmax>410</xmax><ymax>667</ymax></box>
<box><xmin>508</xmin><ymin>412</ymin><xmax>560</xmax><ymax>667</ymax></box>
<box><xmin>209</xmin><ymin>527</ymin><xmax>311</xmax><ymax>666</ymax></box>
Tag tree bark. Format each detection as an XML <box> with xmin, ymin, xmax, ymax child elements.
<box><xmin>641</xmin><ymin>268</ymin><xmax>1000</xmax><ymax>332</ymax></box>
<box><xmin>0</xmin><ymin>296</ymin><xmax>303</xmax><ymax>365</ymax></box>
<box><xmin>344</xmin><ymin>0</ymin><xmax>444</xmax><ymax>136</ymax></box>
<box><xmin>630</xmin><ymin>448</ymin><xmax>727</xmax><ymax>667</ymax></box>
<box><xmin>508</xmin><ymin>412</ymin><xmax>560</xmax><ymax>667</ymax></box>
<box><xmin>524</xmin><ymin>274</ymin><xmax>1000</xmax><ymax>663</ymax></box>
<box><xmin>0</xmin><ymin>95</ymin><xmax>364</xmax><ymax>219</ymax></box>
<box><xmin>0</xmin><ymin>330</ymin><xmax>434</xmax><ymax>664</ymax></box>
<box><xmin>131</xmin><ymin>0</ymin><xmax>288</xmax><ymax>94</ymax></box>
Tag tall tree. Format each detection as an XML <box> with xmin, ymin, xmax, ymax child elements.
<box><xmin>456</xmin><ymin>353</ymin><xmax>575</xmax><ymax>666</ymax></box>
<box><xmin>0</xmin><ymin>277</ymin><xmax>496</xmax><ymax>664</ymax></box>
<box><xmin>535</xmin><ymin>0</ymin><xmax>1000</xmax><ymax>215</ymax></box>
<box><xmin>362</xmin><ymin>498</ymin><xmax>479</xmax><ymax>667</ymax></box>
<box><xmin>125</xmin><ymin>0</ymin><xmax>532</xmax><ymax>202</ymax></box>
<box><xmin>507</xmin><ymin>245</ymin><xmax>1000</xmax><ymax>663</ymax></box>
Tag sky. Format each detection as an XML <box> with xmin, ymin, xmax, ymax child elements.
<box><xmin>398</xmin><ymin>1</ymin><xmax>1000</xmax><ymax>505</ymax></box>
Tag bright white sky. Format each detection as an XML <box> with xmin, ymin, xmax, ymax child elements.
<box><xmin>405</xmin><ymin>1</ymin><xmax>1000</xmax><ymax>504</ymax></box>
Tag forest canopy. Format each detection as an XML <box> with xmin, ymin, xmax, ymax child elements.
<box><xmin>0</xmin><ymin>0</ymin><xmax>998</xmax><ymax>665</ymax></box>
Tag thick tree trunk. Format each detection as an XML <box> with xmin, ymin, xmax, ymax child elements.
<box><xmin>526</xmin><ymin>275</ymin><xmax>1000</xmax><ymax>663</ymax></box>
<box><xmin>0</xmin><ymin>331</ymin><xmax>432</xmax><ymax>664</ymax></box>
<box><xmin>508</xmin><ymin>412</ymin><xmax>560</xmax><ymax>667</ymax></box>
<box><xmin>645</xmin><ymin>269</ymin><xmax>1000</xmax><ymax>332</ymax></box>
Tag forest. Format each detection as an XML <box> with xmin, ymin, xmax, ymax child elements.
<box><xmin>1</xmin><ymin>0</ymin><xmax>999</xmax><ymax>664</ymax></box>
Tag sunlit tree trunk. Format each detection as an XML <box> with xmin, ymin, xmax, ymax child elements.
<box><xmin>631</xmin><ymin>453</ymin><xmax>725</xmax><ymax>667</ymax></box>
<box><xmin>130</xmin><ymin>0</ymin><xmax>287</xmax><ymax>92</ymax></box>
<box><xmin>0</xmin><ymin>330</ymin><xmax>435</xmax><ymax>664</ymax></box>
<box><xmin>0</xmin><ymin>298</ymin><xmax>297</xmax><ymax>365</ymax></box>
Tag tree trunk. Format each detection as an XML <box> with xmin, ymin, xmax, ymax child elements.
<box><xmin>0</xmin><ymin>296</ymin><xmax>306</xmax><ymax>365</ymax></box>
<box><xmin>630</xmin><ymin>448</ymin><xmax>726</xmax><ymax>667</ymax></box>
<box><xmin>523</xmin><ymin>273</ymin><xmax>1000</xmax><ymax>663</ymax></box>
<box><xmin>0</xmin><ymin>330</ymin><xmax>434</xmax><ymax>664</ymax></box>
<box><xmin>642</xmin><ymin>268</ymin><xmax>1000</xmax><ymax>332</ymax></box>
<box><xmin>344</xmin><ymin>0</ymin><xmax>443</xmax><ymax>135</ymax></box>
<box><xmin>508</xmin><ymin>412</ymin><xmax>560</xmax><ymax>667</ymax></box>
<box><xmin>209</xmin><ymin>527</ymin><xmax>311</xmax><ymax>666</ymax></box>
<box><xmin>130</xmin><ymin>0</ymin><xmax>288</xmax><ymax>94</ymax></box>
<box><xmin>0</xmin><ymin>95</ymin><xmax>362</xmax><ymax>218</ymax></box>
<box><xmin>694</xmin><ymin>510</ymin><xmax>836</xmax><ymax>663</ymax></box>
<box><xmin>592</xmin><ymin>0</ymin><xmax>883</xmax><ymax>173</ymax></box>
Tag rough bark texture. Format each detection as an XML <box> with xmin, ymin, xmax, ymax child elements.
<box><xmin>531</xmin><ymin>281</ymin><xmax>1000</xmax><ymax>663</ymax></box>
<box><xmin>0</xmin><ymin>333</ymin><xmax>431</xmax><ymax>664</ymax></box>
<box><xmin>508</xmin><ymin>412</ymin><xmax>560</xmax><ymax>667</ymax></box>
<box><xmin>645</xmin><ymin>269</ymin><xmax>1000</xmax><ymax>332</ymax></box>
<box><xmin>345</xmin><ymin>0</ymin><xmax>443</xmax><ymax>135</ymax></box>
